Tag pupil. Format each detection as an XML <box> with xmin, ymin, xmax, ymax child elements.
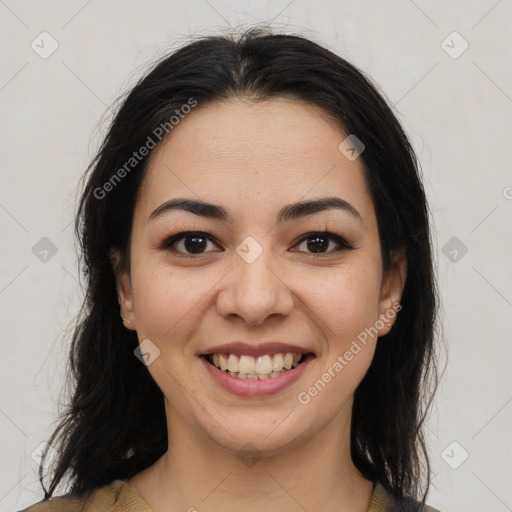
<box><xmin>185</xmin><ymin>236</ymin><xmax>206</xmax><ymax>253</ymax></box>
<box><xmin>307</xmin><ymin>236</ymin><xmax>328</xmax><ymax>253</ymax></box>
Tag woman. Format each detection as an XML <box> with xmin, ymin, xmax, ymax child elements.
<box><xmin>20</xmin><ymin>26</ymin><xmax>441</xmax><ymax>512</ymax></box>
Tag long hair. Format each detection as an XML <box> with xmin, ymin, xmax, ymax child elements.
<box><xmin>39</xmin><ymin>26</ymin><xmax>441</xmax><ymax>509</ymax></box>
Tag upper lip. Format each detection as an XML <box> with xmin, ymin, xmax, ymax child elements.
<box><xmin>200</xmin><ymin>342</ymin><xmax>315</xmax><ymax>358</ymax></box>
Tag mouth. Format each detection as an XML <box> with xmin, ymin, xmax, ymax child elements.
<box><xmin>201</xmin><ymin>351</ymin><xmax>316</xmax><ymax>380</ymax></box>
<box><xmin>200</xmin><ymin>350</ymin><xmax>316</xmax><ymax>398</ymax></box>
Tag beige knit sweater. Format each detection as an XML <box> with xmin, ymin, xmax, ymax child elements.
<box><xmin>18</xmin><ymin>479</ymin><xmax>441</xmax><ymax>511</ymax></box>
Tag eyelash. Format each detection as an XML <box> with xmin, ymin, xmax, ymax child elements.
<box><xmin>159</xmin><ymin>230</ymin><xmax>354</xmax><ymax>258</ymax></box>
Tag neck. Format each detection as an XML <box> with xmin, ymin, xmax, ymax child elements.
<box><xmin>131</xmin><ymin>399</ymin><xmax>374</xmax><ymax>512</ymax></box>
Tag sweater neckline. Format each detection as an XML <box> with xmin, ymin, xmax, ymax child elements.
<box><xmin>108</xmin><ymin>478</ymin><xmax>389</xmax><ymax>511</ymax></box>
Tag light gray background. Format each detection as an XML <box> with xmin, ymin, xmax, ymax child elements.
<box><xmin>1</xmin><ymin>1</ymin><xmax>511</xmax><ymax>511</ymax></box>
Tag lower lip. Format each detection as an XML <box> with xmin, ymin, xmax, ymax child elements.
<box><xmin>200</xmin><ymin>354</ymin><xmax>314</xmax><ymax>398</ymax></box>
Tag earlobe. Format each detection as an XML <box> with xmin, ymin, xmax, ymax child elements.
<box><xmin>109</xmin><ymin>248</ymin><xmax>136</xmax><ymax>330</ymax></box>
<box><xmin>377</xmin><ymin>249</ymin><xmax>407</xmax><ymax>337</ymax></box>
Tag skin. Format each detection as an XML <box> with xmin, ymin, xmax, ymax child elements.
<box><xmin>113</xmin><ymin>97</ymin><xmax>407</xmax><ymax>512</ymax></box>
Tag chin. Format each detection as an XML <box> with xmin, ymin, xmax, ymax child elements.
<box><xmin>200</xmin><ymin>410</ymin><xmax>315</xmax><ymax>456</ymax></box>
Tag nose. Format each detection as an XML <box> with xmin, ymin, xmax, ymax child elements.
<box><xmin>216</xmin><ymin>245</ymin><xmax>294</xmax><ymax>326</ymax></box>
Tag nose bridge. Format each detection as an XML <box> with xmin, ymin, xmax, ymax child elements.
<box><xmin>236</xmin><ymin>237</ymin><xmax>278</xmax><ymax>288</ymax></box>
<box><xmin>216</xmin><ymin>234</ymin><xmax>293</xmax><ymax>324</ymax></box>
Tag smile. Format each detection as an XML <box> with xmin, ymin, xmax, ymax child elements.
<box><xmin>208</xmin><ymin>352</ymin><xmax>303</xmax><ymax>379</ymax></box>
<box><xmin>201</xmin><ymin>352</ymin><xmax>316</xmax><ymax>397</ymax></box>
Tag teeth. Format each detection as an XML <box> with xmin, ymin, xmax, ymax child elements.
<box><xmin>218</xmin><ymin>354</ymin><xmax>228</xmax><ymax>371</ymax></box>
<box><xmin>227</xmin><ymin>354</ymin><xmax>238</xmax><ymax>373</ymax></box>
<box><xmin>208</xmin><ymin>352</ymin><xmax>305</xmax><ymax>378</ymax></box>
<box><xmin>239</xmin><ymin>355</ymin><xmax>256</xmax><ymax>374</ymax></box>
<box><xmin>272</xmin><ymin>353</ymin><xmax>283</xmax><ymax>371</ymax></box>
<box><xmin>255</xmin><ymin>355</ymin><xmax>273</xmax><ymax>374</ymax></box>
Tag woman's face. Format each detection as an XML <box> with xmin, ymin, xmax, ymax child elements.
<box><xmin>116</xmin><ymin>97</ymin><xmax>406</xmax><ymax>455</ymax></box>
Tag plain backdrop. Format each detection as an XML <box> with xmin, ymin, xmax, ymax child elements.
<box><xmin>1</xmin><ymin>1</ymin><xmax>511</xmax><ymax>511</ymax></box>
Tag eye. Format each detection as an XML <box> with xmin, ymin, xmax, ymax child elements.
<box><xmin>160</xmin><ymin>231</ymin><xmax>222</xmax><ymax>257</ymax></box>
<box><xmin>160</xmin><ymin>230</ymin><xmax>354</xmax><ymax>258</ymax></box>
<box><xmin>291</xmin><ymin>231</ymin><xmax>354</xmax><ymax>255</ymax></box>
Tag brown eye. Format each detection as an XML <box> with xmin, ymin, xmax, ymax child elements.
<box><xmin>161</xmin><ymin>232</ymin><xmax>222</xmax><ymax>256</ymax></box>
<box><xmin>292</xmin><ymin>232</ymin><xmax>353</xmax><ymax>255</ymax></box>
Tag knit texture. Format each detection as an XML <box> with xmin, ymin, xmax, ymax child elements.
<box><xmin>18</xmin><ymin>479</ymin><xmax>441</xmax><ymax>511</ymax></box>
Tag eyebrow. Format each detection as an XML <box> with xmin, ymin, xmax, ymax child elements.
<box><xmin>149</xmin><ymin>196</ymin><xmax>363</xmax><ymax>224</ymax></box>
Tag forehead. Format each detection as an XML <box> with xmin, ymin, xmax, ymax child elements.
<box><xmin>137</xmin><ymin>97</ymin><xmax>374</xmax><ymax>224</ymax></box>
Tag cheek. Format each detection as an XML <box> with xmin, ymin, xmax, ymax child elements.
<box><xmin>130</xmin><ymin>261</ymin><xmax>221</xmax><ymax>339</ymax></box>
<box><xmin>130</xmin><ymin>261</ymin><xmax>182</xmax><ymax>336</ymax></box>
<box><xmin>310</xmin><ymin>346</ymin><xmax>376</xmax><ymax>418</ymax></box>
<box><xmin>300</xmin><ymin>262</ymin><xmax>382</xmax><ymax>339</ymax></box>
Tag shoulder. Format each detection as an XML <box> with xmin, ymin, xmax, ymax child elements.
<box><xmin>16</xmin><ymin>496</ymin><xmax>81</xmax><ymax>512</ymax></box>
<box><xmin>370</xmin><ymin>481</ymin><xmax>442</xmax><ymax>512</ymax></box>
<box><xmin>16</xmin><ymin>479</ymin><xmax>151</xmax><ymax>512</ymax></box>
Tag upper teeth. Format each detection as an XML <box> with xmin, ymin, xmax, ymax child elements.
<box><xmin>211</xmin><ymin>353</ymin><xmax>302</xmax><ymax>375</ymax></box>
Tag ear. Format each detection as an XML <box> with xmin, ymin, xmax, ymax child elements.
<box><xmin>109</xmin><ymin>248</ymin><xmax>136</xmax><ymax>330</ymax></box>
<box><xmin>376</xmin><ymin>248</ymin><xmax>407</xmax><ymax>337</ymax></box>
